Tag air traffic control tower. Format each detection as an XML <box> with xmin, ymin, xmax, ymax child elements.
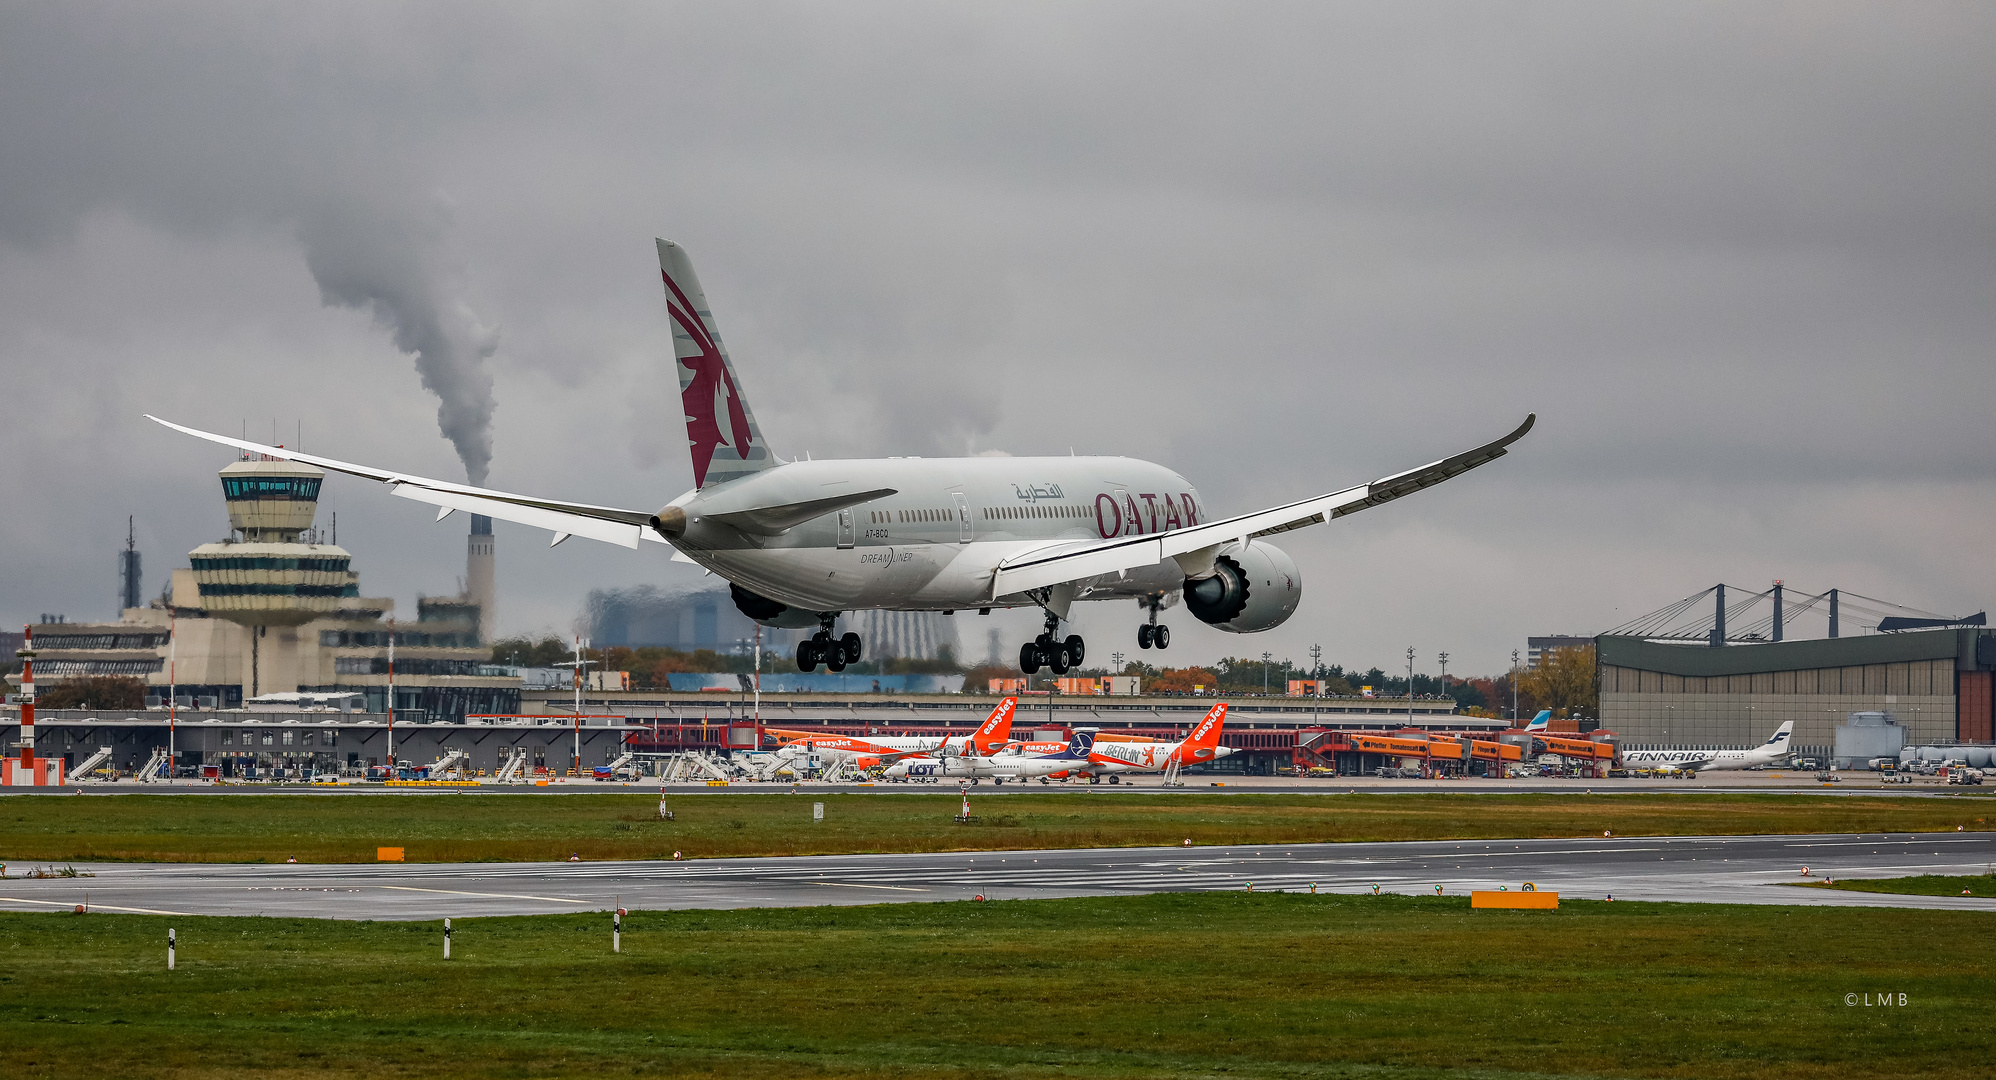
<box><xmin>188</xmin><ymin>458</ymin><xmax>357</xmax><ymax>627</ymax></box>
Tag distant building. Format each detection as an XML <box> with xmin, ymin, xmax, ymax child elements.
<box><xmin>585</xmin><ymin>584</ymin><xmax>802</xmax><ymax>655</ymax></box>
<box><xmin>1527</xmin><ymin>636</ymin><xmax>1593</xmax><ymax>670</ymax></box>
<box><xmin>849</xmin><ymin>609</ymin><xmax>961</xmax><ymax>662</ymax></box>
<box><xmin>7</xmin><ymin>452</ymin><xmax>516</xmax><ymax>722</ymax></box>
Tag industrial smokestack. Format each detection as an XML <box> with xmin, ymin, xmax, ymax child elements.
<box><xmin>467</xmin><ymin>515</ymin><xmax>495</xmax><ymax>643</ymax></box>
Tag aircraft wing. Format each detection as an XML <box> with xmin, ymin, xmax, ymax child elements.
<box><xmin>145</xmin><ymin>416</ymin><xmax>660</xmax><ymax>549</ymax></box>
<box><xmin>991</xmin><ymin>414</ymin><xmax>1534</xmax><ymax>598</ymax></box>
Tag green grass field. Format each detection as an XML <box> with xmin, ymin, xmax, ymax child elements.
<box><xmin>1798</xmin><ymin>873</ymin><xmax>1996</xmax><ymax>897</ymax></box>
<box><xmin>2</xmin><ymin>791</ymin><xmax>1991</xmax><ymax>864</ymax></box>
<box><xmin>1</xmin><ymin>893</ymin><xmax>1988</xmax><ymax>1079</ymax></box>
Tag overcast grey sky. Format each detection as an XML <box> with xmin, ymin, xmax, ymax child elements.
<box><xmin>2</xmin><ymin>2</ymin><xmax>1991</xmax><ymax>676</ymax></box>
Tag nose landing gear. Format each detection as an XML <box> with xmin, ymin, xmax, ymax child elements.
<box><xmin>1018</xmin><ymin>610</ymin><xmax>1084</xmax><ymax>676</ymax></box>
<box><xmin>796</xmin><ymin>619</ymin><xmax>863</xmax><ymax>672</ymax></box>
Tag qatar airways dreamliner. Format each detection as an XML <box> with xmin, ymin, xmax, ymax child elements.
<box><xmin>150</xmin><ymin>239</ymin><xmax>1533</xmax><ymax>675</ymax></box>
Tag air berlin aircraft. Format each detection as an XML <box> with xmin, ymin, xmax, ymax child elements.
<box><xmin>1079</xmin><ymin>702</ymin><xmax>1235</xmax><ymax>779</ymax></box>
<box><xmin>764</xmin><ymin>696</ymin><xmax>1018</xmax><ymax>766</ymax></box>
<box><xmin>150</xmin><ymin>240</ymin><xmax>1533</xmax><ymax>674</ymax></box>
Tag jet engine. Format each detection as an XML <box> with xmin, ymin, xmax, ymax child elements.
<box><xmin>1181</xmin><ymin>541</ymin><xmax>1302</xmax><ymax>634</ymax></box>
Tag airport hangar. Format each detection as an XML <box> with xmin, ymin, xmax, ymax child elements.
<box><xmin>1598</xmin><ymin>627</ymin><xmax>1996</xmax><ymax>762</ymax></box>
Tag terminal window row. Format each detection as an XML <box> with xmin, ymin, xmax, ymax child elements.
<box><xmin>28</xmin><ymin>659</ymin><xmax>164</xmax><ymax>676</ymax></box>
<box><xmin>30</xmin><ymin>633</ymin><xmax>171</xmax><ymax>650</ymax></box>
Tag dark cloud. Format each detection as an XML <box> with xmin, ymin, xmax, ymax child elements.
<box><xmin>1</xmin><ymin>2</ymin><xmax>1991</xmax><ymax>672</ymax></box>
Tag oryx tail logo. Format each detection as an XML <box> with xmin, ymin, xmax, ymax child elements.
<box><xmin>662</xmin><ymin>268</ymin><xmax>755</xmax><ymax>489</ymax></box>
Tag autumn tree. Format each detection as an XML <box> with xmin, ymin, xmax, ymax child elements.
<box><xmin>36</xmin><ymin>676</ymin><xmax>148</xmax><ymax>710</ymax></box>
<box><xmin>1149</xmin><ymin>666</ymin><xmax>1219</xmax><ymax>693</ymax></box>
<box><xmin>1519</xmin><ymin>644</ymin><xmax>1597</xmax><ymax>719</ymax></box>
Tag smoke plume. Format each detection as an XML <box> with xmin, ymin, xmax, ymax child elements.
<box><xmin>297</xmin><ymin>199</ymin><xmax>498</xmax><ymax>486</ymax></box>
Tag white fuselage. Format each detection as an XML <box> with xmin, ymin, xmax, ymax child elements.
<box><xmin>1085</xmin><ymin>738</ymin><xmax>1235</xmax><ymax>775</ymax></box>
<box><xmin>669</xmin><ymin>456</ymin><xmax>1205</xmax><ymax>614</ymax></box>
<box><xmin>885</xmin><ymin>751</ymin><xmax>1080</xmax><ymax>782</ymax></box>
<box><xmin>1620</xmin><ymin>742</ymin><xmax>1791</xmax><ymax>773</ymax></box>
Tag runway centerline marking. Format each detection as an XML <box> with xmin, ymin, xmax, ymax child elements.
<box><xmin>375</xmin><ymin>886</ymin><xmax>589</xmax><ymax>903</ymax></box>
<box><xmin>818</xmin><ymin>882</ymin><xmax>929</xmax><ymax>892</ymax></box>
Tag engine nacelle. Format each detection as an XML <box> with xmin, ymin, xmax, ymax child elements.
<box><xmin>1181</xmin><ymin>541</ymin><xmax>1301</xmax><ymax>634</ymax></box>
<box><xmin>729</xmin><ymin>583</ymin><xmax>823</xmax><ymax>629</ymax></box>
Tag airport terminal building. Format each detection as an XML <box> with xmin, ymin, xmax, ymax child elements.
<box><xmin>1599</xmin><ymin>628</ymin><xmax>1996</xmax><ymax>761</ymax></box>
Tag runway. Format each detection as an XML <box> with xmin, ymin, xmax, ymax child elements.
<box><xmin>3</xmin><ymin>832</ymin><xmax>1994</xmax><ymax>920</ymax></box>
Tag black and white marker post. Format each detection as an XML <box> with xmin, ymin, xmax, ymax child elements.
<box><xmin>444</xmin><ymin>917</ymin><xmax>452</xmax><ymax>960</ymax></box>
<box><xmin>167</xmin><ymin>927</ymin><xmax>176</xmax><ymax>970</ymax></box>
<box><xmin>613</xmin><ymin>898</ymin><xmax>623</xmax><ymax>954</ymax></box>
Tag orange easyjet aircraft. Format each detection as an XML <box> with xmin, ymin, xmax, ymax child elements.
<box><xmin>1080</xmin><ymin>701</ymin><xmax>1233</xmax><ymax>779</ymax></box>
<box><xmin>764</xmin><ymin>697</ymin><xmax>1017</xmax><ymax>768</ymax></box>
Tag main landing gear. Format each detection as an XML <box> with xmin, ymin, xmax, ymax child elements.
<box><xmin>1136</xmin><ymin>595</ymin><xmax>1170</xmax><ymax>650</ymax></box>
<box><xmin>797</xmin><ymin>618</ymin><xmax>862</xmax><ymax>672</ymax></box>
<box><xmin>1019</xmin><ymin>610</ymin><xmax>1084</xmax><ymax>676</ymax></box>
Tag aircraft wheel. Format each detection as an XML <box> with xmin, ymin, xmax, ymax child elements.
<box><xmin>795</xmin><ymin>641</ymin><xmax>818</xmax><ymax>672</ymax></box>
<box><xmin>1137</xmin><ymin>624</ymin><xmax>1154</xmax><ymax>649</ymax></box>
<box><xmin>1153</xmin><ymin>625</ymin><xmax>1170</xmax><ymax>649</ymax></box>
<box><xmin>1064</xmin><ymin>635</ymin><xmax>1085</xmax><ymax>666</ymax></box>
<box><xmin>826</xmin><ymin>653</ymin><xmax>847</xmax><ymax>673</ymax></box>
<box><xmin>841</xmin><ymin>632</ymin><xmax>863</xmax><ymax>664</ymax></box>
<box><xmin>1019</xmin><ymin>642</ymin><xmax>1042</xmax><ymax>674</ymax></box>
<box><xmin>1109</xmin><ymin>775</ymin><xmax>1120</xmax><ymax>785</ymax></box>
<box><xmin>1049</xmin><ymin>648</ymin><xmax>1070</xmax><ymax>675</ymax></box>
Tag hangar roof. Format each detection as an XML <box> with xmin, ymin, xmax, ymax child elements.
<box><xmin>1597</xmin><ymin>628</ymin><xmax>1994</xmax><ymax>676</ymax></box>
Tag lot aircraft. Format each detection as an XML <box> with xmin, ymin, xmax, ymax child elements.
<box><xmin>150</xmin><ymin>240</ymin><xmax>1534</xmax><ymax>674</ymax></box>
<box><xmin>883</xmin><ymin>742</ymin><xmax>1078</xmax><ymax>784</ymax></box>
<box><xmin>1618</xmin><ymin>722</ymin><xmax>1795</xmax><ymax>774</ymax></box>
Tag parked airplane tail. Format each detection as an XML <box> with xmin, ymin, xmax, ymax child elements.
<box><xmin>657</xmin><ymin>239</ymin><xmax>775</xmax><ymax>489</ymax></box>
<box><xmin>1766</xmin><ymin>721</ymin><xmax>1794</xmax><ymax>746</ymax></box>
<box><xmin>972</xmin><ymin>697</ymin><xmax>1018</xmax><ymax>755</ymax></box>
<box><xmin>1187</xmin><ymin>703</ymin><xmax>1229</xmax><ymax>748</ymax></box>
<box><xmin>1524</xmin><ymin>710</ymin><xmax>1551</xmax><ymax>732</ymax></box>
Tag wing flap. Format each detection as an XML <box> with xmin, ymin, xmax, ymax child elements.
<box><xmin>389</xmin><ymin>486</ymin><xmax>644</xmax><ymax>549</ymax></box>
<box><xmin>992</xmin><ymin>414</ymin><xmax>1533</xmax><ymax>596</ymax></box>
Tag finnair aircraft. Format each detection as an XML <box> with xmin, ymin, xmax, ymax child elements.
<box><xmin>150</xmin><ymin>239</ymin><xmax>1533</xmax><ymax>675</ymax></box>
<box><xmin>1619</xmin><ymin>722</ymin><xmax>1796</xmax><ymax>774</ymax></box>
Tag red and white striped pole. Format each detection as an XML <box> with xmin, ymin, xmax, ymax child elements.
<box><xmin>386</xmin><ymin>618</ymin><xmax>396</xmax><ymax>766</ymax></box>
<box><xmin>16</xmin><ymin>625</ymin><xmax>35</xmax><ymax>779</ymax></box>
